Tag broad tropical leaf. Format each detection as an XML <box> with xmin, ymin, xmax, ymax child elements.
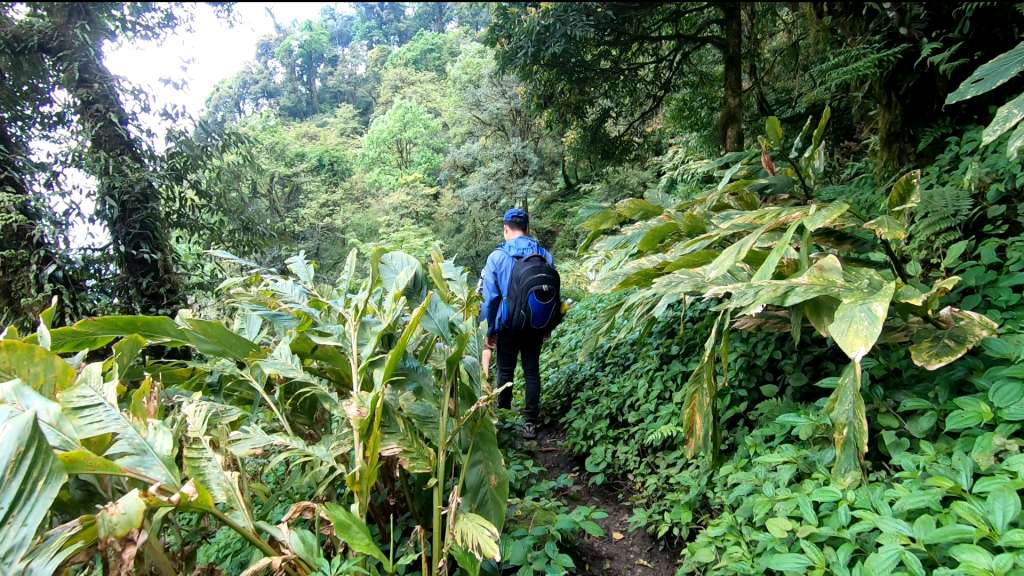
<box><xmin>946</xmin><ymin>41</ymin><xmax>1024</xmax><ymax>104</ymax></box>
<box><xmin>826</xmin><ymin>361</ymin><xmax>868</xmax><ymax>486</ymax></box>
<box><xmin>182</xmin><ymin>400</ymin><xmax>253</xmax><ymax>528</ymax></box>
<box><xmin>910</xmin><ymin>307</ymin><xmax>999</xmax><ymax>370</ymax></box>
<box><xmin>322</xmin><ymin>503</ymin><xmax>392</xmax><ymax>570</ymax></box>
<box><xmin>982</xmin><ymin>92</ymin><xmax>1024</xmax><ymax>145</ymax></box>
<box><xmin>17</xmin><ymin>516</ymin><xmax>98</xmax><ymax>576</ymax></box>
<box><xmin>43</xmin><ymin>316</ymin><xmax>188</xmax><ymax>354</ymax></box>
<box><xmin>888</xmin><ymin>170</ymin><xmax>921</xmax><ymax>215</ymax></box>
<box><xmin>461</xmin><ymin>415</ymin><xmax>509</xmax><ymax>531</ymax></box>
<box><xmin>829</xmin><ymin>280</ymin><xmax>895</xmax><ymax>361</ymax></box>
<box><xmin>0</xmin><ymin>340</ymin><xmax>76</xmax><ymax>397</ymax></box>
<box><xmin>59</xmin><ymin>364</ymin><xmax>180</xmax><ymax>487</ymax></box>
<box><xmin>0</xmin><ymin>412</ymin><xmax>68</xmax><ymax>573</ymax></box>
<box><xmin>0</xmin><ymin>379</ymin><xmax>80</xmax><ymax>451</ymax></box>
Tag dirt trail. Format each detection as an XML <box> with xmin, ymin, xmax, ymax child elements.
<box><xmin>527</xmin><ymin>427</ymin><xmax>679</xmax><ymax>576</ymax></box>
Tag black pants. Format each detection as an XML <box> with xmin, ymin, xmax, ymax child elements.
<box><xmin>495</xmin><ymin>331</ymin><xmax>543</xmax><ymax>423</ymax></box>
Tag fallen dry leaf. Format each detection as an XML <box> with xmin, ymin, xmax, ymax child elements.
<box><xmin>636</xmin><ymin>559</ymin><xmax>655</xmax><ymax>569</ymax></box>
<box><xmin>612</xmin><ymin>531</ymin><xmax>625</xmax><ymax>541</ymax></box>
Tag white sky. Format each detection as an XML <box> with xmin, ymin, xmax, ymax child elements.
<box><xmin>105</xmin><ymin>2</ymin><xmax>336</xmax><ymax>131</ymax></box>
<box><xmin>68</xmin><ymin>3</ymin><xmax>337</xmax><ymax>248</ymax></box>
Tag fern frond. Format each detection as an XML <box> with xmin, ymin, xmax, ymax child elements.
<box><xmin>909</xmin><ymin>186</ymin><xmax>976</xmax><ymax>262</ymax></box>
<box><xmin>644</xmin><ymin>424</ymin><xmax>686</xmax><ymax>446</ymax></box>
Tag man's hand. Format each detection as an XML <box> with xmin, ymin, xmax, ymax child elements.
<box><xmin>486</xmin><ymin>335</ymin><xmax>497</xmax><ymax>350</ymax></box>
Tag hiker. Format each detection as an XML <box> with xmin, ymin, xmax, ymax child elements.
<box><xmin>480</xmin><ymin>207</ymin><xmax>562</xmax><ymax>439</ymax></box>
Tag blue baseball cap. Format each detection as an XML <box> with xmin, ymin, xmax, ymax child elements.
<box><xmin>503</xmin><ymin>207</ymin><xmax>528</xmax><ymax>226</ymax></box>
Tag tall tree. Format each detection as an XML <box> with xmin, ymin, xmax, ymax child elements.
<box><xmin>487</xmin><ymin>2</ymin><xmax>746</xmax><ymax>160</ymax></box>
<box><xmin>1</xmin><ymin>3</ymin><xmax>213</xmax><ymax>315</ymax></box>
<box><xmin>43</xmin><ymin>3</ymin><xmax>182</xmax><ymax>314</ymax></box>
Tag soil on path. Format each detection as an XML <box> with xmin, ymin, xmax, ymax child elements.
<box><xmin>524</xmin><ymin>427</ymin><xmax>680</xmax><ymax>576</ymax></box>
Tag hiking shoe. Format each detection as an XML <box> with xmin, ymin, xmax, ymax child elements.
<box><xmin>520</xmin><ymin>422</ymin><xmax>537</xmax><ymax>440</ymax></box>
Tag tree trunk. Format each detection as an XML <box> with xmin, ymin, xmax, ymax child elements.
<box><xmin>45</xmin><ymin>4</ymin><xmax>181</xmax><ymax>315</ymax></box>
<box><xmin>0</xmin><ymin>115</ymin><xmax>86</xmax><ymax>324</ymax></box>
<box><xmin>720</xmin><ymin>2</ymin><xmax>744</xmax><ymax>152</ymax></box>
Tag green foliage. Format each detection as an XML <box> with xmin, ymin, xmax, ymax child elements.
<box><xmin>499</xmin><ymin>447</ymin><xmax>608</xmax><ymax>576</ymax></box>
<box><xmin>579</xmin><ymin>112</ymin><xmax>998</xmax><ymax>486</ymax></box>
<box><xmin>909</xmin><ymin>126</ymin><xmax>1024</xmax><ymax>267</ymax></box>
<box><xmin>361</xmin><ymin>98</ymin><xmax>446</xmax><ymax>187</ymax></box>
<box><xmin>0</xmin><ymin>250</ymin><xmax>507</xmax><ymax>575</ymax></box>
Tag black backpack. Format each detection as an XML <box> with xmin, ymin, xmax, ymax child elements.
<box><xmin>505</xmin><ymin>252</ymin><xmax>562</xmax><ymax>333</ymax></box>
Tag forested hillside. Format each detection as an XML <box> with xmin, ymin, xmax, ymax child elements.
<box><xmin>3</xmin><ymin>2</ymin><xmax>1024</xmax><ymax>575</ymax></box>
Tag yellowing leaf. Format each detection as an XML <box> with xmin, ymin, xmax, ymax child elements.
<box><xmin>864</xmin><ymin>215</ymin><xmax>908</xmax><ymax>241</ymax></box>
<box><xmin>453</xmin><ymin>512</ymin><xmax>501</xmax><ymax>561</ymax></box>
<box><xmin>888</xmin><ymin>170</ymin><xmax>921</xmax><ymax>215</ymax></box>
<box><xmin>0</xmin><ymin>340</ymin><xmax>76</xmax><ymax>397</ymax></box>
<box><xmin>829</xmin><ymin>281</ymin><xmax>895</xmax><ymax>361</ymax></box>
<box><xmin>911</xmin><ymin>307</ymin><xmax>999</xmax><ymax>370</ymax></box>
<box><xmin>766</xmin><ymin>517</ymin><xmax>794</xmax><ymax>538</ymax></box>
<box><xmin>826</xmin><ymin>361</ymin><xmax>868</xmax><ymax>487</ymax></box>
<box><xmin>803</xmin><ymin>202</ymin><xmax>849</xmax><ymax>232</ymax></box>
<box><xmin>96</xmin><ymin>489</ymin><xmax>146</xmax><ymax>541</ymax></box>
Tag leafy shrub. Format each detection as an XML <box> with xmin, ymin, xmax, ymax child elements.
<box><xmin>0</xmin><ymin>250</ymin><xmax>508</xmax><ymax>576</ymax></box>
<box><xmin>680</xmin><ymin>333</ymin><xmax>1024</xmax><ymax>575</ymax></box>
<box><xmin>499</xmin><ymin>446</ymin><xmax>607</xmax><ymax>576</ymax></box>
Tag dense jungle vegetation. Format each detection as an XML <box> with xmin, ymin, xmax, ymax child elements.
<box><xmin>3</xmin><ymin>2</ymin><xmax>1024</xmax><ymax>575</ymax></box>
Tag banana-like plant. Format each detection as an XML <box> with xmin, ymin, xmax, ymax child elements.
<box><xmin>0</xmin><ymin>249</ymin><xmax>508</xmax><ymax>575</ymax></box>
<box><xmin>581</xmin><ymin>109</ymin><xmax>998</xmax><ymax>486</ymax></box>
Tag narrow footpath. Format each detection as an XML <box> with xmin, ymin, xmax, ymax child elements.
<box><xmin>526</xmin><ymin>427</ymin><xmax>680</xmax><ymax>576</ymax></box>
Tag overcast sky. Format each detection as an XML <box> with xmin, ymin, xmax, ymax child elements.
<box><xmin>105</xmin><ymin>2</ymin><xmax>335</xmax><ymax>126</ymax></box>
<box><xmin>69</xmin><ymin>3</ymin><xmax>337</xmax><ymax>247</ymax></box>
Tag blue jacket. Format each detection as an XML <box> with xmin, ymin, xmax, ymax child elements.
<box><xmin>480</xmin><ymin>235</ymin><xmax>553</xmax><ymax>336</ymax></box>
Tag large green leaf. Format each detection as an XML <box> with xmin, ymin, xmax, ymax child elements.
<box><xmin>708</xmin><ymin>255</ymin><xmax>846</xmax><ymax>315</ymax></box>
<box><xmin>982</xmin><ymin>92</ymin><xmax>1024</xmax><ymax>145</ymax></box>
<box><xmin>322</xmin><ymin>503</ymin><xmax>392</xmax><ymax>570</ymax></box>
<box><xmin>182</xmin><ymin>401</ymin><xmax>253</xmax><ymax>528</ymax></box>
<box><xmin>0</xmin><ymin>412</ymin><xmax>68</xmax><ymax>573</ymax></box>
<box><xmin>826</xmin><ymin>361</ymin><xmax>867</xmax><ymax>487</ymax></box>
<box><xmin>461</xmin><ymin>414</ymin><xmax>509</xmax><ymax>531</ymax></box>
<box><xmin>704</xmin><ymin>224</ymin><xmax>772</xmax><ymax>281</ymax></box>
<box><xmin>111</xmin><ymin>335</ymin><xmax>145</xmax><ymax>381</ymax></box>
<box><xmin>763</xmin><ymin>553</ymin><xmax>813</xmax><ymax>572</ymax></box>
<box><xmin>888</xmin><ymin>170</ymin><xmax>921</xmax><ymax>215</ymax></box>
<box><xmin>0</xmin><ymin>379</ymin><xmax>80</xmax><ymax>451</ymax></box>
<box><xmin>751</xmin><ymin>220</ymin><xmax>801</xmax><ymax>281</ymax></box>
<box><xmin>0</xmin><ymin>341</ymin><xmax>76</xmax><ymax>397</ymax></box>
<box><xmin>638</xmin><ymin>220</ymin><xmax>681</xmax><ymax>253</ymax></box>
<box><xmin>829</xmin><ymin>281</ymin><xmax>895</xmax><ymax>360</ymax></box>
<box><xmin>59</xmin><ymin>364</ymin><xmax>180</xmax><ymax>487</ymax></box>
<box><xmin>616</xmin><ymin>198</ymin><xmax>663</xmax><ymax>220</ymax></box>
<box><xmin>988</xmin><ymin>488</ymin><xmax>1021</xmax><ymax>535</ymax></box>
<box><xmin>765</xmin><ymin>116</ymin><xmax>783</xmax><ymax>146</ymax></box>
<box><xmin>451</xmin><ymin>544</ymin><xmax>482</xmax><ymax>576</ymax></box>
<box><xmin>180</xmin><ymin>318</ymin><xmax>259</xmax><ymax>360</ymax></box>
<box><xmin>44</xmin><ymin>316</ymin><xmax>188</xmax><ymax>354</ymax></box>
<box><xmin>946</xmin><ymin>41</ymin><xmax>1024</xmax><ymax>104</ymax></box>
<box><xmin>910</xmin><ymin>307</ymin><xmax>999</xmax><ymax>370</ymax></box>
<box><xmin>379</xmin><ymin>251</ymin><xmax>426</xmax><ymax>303</ymax></box>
